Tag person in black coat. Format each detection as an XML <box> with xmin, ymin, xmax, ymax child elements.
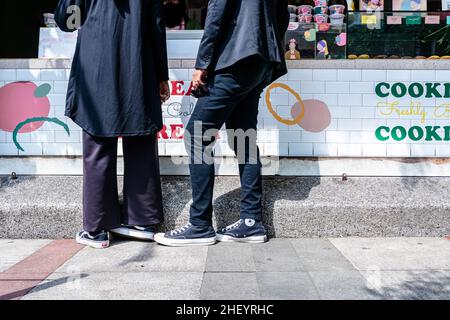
<box><xmin>55</xmin><ymin>0</ymin><xmax>170</xmax><ymax>249</ymax></box>
<box><xmin>155</xmin><ymin>0</ymin><xmax>289</xmax><ymax>247</ymax></box>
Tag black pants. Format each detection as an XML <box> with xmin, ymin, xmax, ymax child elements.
<box><xmin>186</xmin><ymin>55</ymin><xmax>273</xmax><ymax>227</ymax></box>
<box><xmin>82</xmin><ymin>132</ymin><xmax>163</xmax><ymax>232</ymax></box>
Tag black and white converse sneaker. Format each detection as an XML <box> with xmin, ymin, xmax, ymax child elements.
<box><xmin>154</xmin><ymin>223</ymin><xmax>216</xmax><ymax>247</ymax></box>
<box><xmin>216</xmin><ymin>219</ymin><xmax>268</xmax><ymax>243</ymax></box>
<box><xmin>76</xmin><ymin>231</ymin><xmax>110</xmax><ymax>249</ymax></box>
<box><xmin>110</xmin><ymin>225</ymin><xmax>156</xmax><ymax>241</ymax></box>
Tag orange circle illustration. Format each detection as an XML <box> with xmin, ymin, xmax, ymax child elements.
<box><xmin>265</xmin><ymin>83</ymin><xmax>305</xmax><ymax>125</ymax></box>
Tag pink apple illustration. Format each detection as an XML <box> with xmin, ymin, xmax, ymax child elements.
<box><xmin>0</xmin><ymin>81</ymin><xmax>70</xmax><ymax>151</ymax></box>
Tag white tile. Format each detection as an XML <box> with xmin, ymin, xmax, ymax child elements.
<box><xmin>313</xmin><ymin>94</ymin><xmax>338</xmax><ymax>105</ymax></box>
<box><xmin>287</xmin><ymin>69</ymin><xmax>313</xmax><ymax>81</ymax></box>
<box><xmin>338</xmin><ymin>119</ymin><xmax>362</xmax><ymax>131</ymax></box>
<box><xmin>168</xmin><ymin>69</ymin><xmax>189</xmax><ymax>81</ymax></box>
<box><xmin>0</xmin><ymin>143</ymin><xmax>19</xmax><ymax>156</ymax></box>
<box><xmin>313</xmin><ymin>69</ymin><xmax>337</xmax><ymax>81</ymax></box>
<box><xmin>436</xmin><ymin>71</ymin><xmax>450</xmax><ymax>81</ymax></box>
<box><xmin>279</xmin><ymin>130</ymin><xmax>301</xmax><ymax>143</ymax></box>
<box><xmin>349</xmin><ymin>82</ymin><xmax>375</xmax><ymax>94</ymax></box>
<box><xmin>289</xmin><ymin>143</ymin><xmax>313</xmax><ymax>156</ymax></box>
<box><xmin>42</xmin><ymin>143</ymin><xmax>67</xmax><ymax>156</ymax></box>
<box><xmin>362</xmin><ymin>144</ymin><xmax>386</xmax><ymax>157</ymax></box>
<box><xmin>300</xmin><ymin>81</ymin><xmax>325</xmax><ymax>94</ymax></box>
<box><xmin>18</xmin><ymin>143</ymin><xmax>43</xmax><ymax>156</ymax></box>
<box><xmin>329</xmin><ymin>106</ymin><xmax>351</xmax><ymax>118</ymax></box>
<box><xmin>350</xmin><ymin>131</ymin><xmax>381</xmax><ymax>144</ymax></box>
<box><xmin>52</xmin><ymin>81</ymin><xmax>69</xmax><ymax>93</ymax></box>
<box><xmin>351</xmin><ymin>106</ymin><xmax>375</xmax><ymax>118</ymax></box>
<box><xmin>313</xmin><ymin>143</ymin><xmax>338</xmax><ymax>156</ymax></box>
<box><xmin>326</xmin><ymin>81</ymin><xmax>350</xmax><ymax>94</ymax></box>
<box><xmin>411</xmin><ymin>70</ymin><xmax>435</xmax><ymax>82</ymax></box>
<box><xmin>157</xmin><ymin>143</ymin><xmax>166</xmax><ymax>156</ymax></box>
<box><xmin>338</xmin><ymin>94</ymin><xmax>362</xmax><ymax>106</ymax></box>
<box><xmin>263</xmin><ymin>142</ymin><xmax>289</xmax><ymax>156</ymax></box>
<box><xmin>55</xmin><ymin>130</ymin><xmax>79</xmax><ymax>143</ymax></box>
<box><xmin>363</xmin><ymin>94</ymin><xmax>384</xmax><ymax>106</ymax></box>
<box><xmin>301</xmin><ymin>132</ymin><xmax>326</xmax><ymax>143</ymax></box>
<box><xmin>411</xmin><ymin>144</ymin><xmax>435</xmax><ymax>157</ymax></box>
<box><xmin>326</xmin><ymin>131</ymin><xmax>350</xmax><ymax>143</ymax></box>
<box><xmin>0</xmin><ymin>69</ymin><xmax>16</xmax><ymax>81</ymax></box>
<box><xmin>362</xmin><ymin>119</ymin><xmax>387</xmax><ymax>131</ymax></box>
<box><xmin>29</xmin><ymin>131</ymin><xmax>55</xmax><ymax>143</ymax></box>
<box><xmin>387</xmin><ymin>70</ymin><xmax>411</xmax><ymax>82</ymax></box>
<box><xmin>387</xmin><ymin>144</ymin><xmax>411</xmax><ymax>157</ymax></box>
<box><xmin>165</xmin><ymin>143</ymin><xmax>188</xmax><ymax>156</ymax></box>
<box><xmin>337</xmin><ymin>70</ymin><xmax>362</xmax><ymax>81</ymax></box>
<box><xmin>269</xmin><ymin>93</ymin><xmax>289</xmax><ymax>105</ymax></box>
<box><xmin>436</xmin><ymin>145</ymin><xmax>450</xmax><ymax>157</ymax></box>
<box><xmin>337</xmin><ymin>144</ymin><xmax>362</xmax><ymax>157</ymax></box>
<box><xmin>40</xmin><ymin>69</ymin><xmax>66</xmax><ymax>81</ymax></box>
<box><xmin>48</xmin><ymin>94</ymin><xmax>67</xmax><ymax>106</ymax></box>
<box><xmin>67</xmin><ymin>143</ymin><xmax>83</xmax><ymax>156</ymax></box>
<box><xmin>16</xmin><ymin>69</ymin><xmax>40</xmax><ymax>81</ymax></box>
<box><xmin>362</xmin><ymin>70</ymin><xmax>386</xmax><ymax>82</ymax></box>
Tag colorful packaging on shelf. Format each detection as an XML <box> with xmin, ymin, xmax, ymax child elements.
<box><xmin>298</xmin><ymin>14</ymin><xmax>313</xmax><ymax>23</ymax></box>
<box><xmin>329</xmin><ymin>5</ymin><xmax>346</xmax><ymax>15</ymax></box>
<box><xmin>314</xmin><ymin>14</ymin><xmax>328</xmax><ymax>24</ymax></box>
<box><xmin>298</xmin><ymin>5</ymin><xmax>313</xmax><ymax>15</ymax></box>
<box><xmin>330</xmin><ymin>13</ymin><xmax>345</xmax><ymax>26</ymax></box>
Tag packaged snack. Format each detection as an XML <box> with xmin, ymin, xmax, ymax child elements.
<box><xmin>314</xmin><ymin>14</ymin><xmax>328</xmax><ymax>24</ymax></box>
<box><xmin>313</xmin><ymin>6</ymin><xmax>328</xmax><ymax>14</ymax></box>
<box><xmin>330</xmin><ymin>13</ymin><xmax>345</xmax><ymax>26</ymax></box>
<box><xmin>329</xmin><ymin>4</ymin><xmax>346</xmax><ymax>14</ymax></box>
<box><xmin>290</xmin><ymin>14</ymin><xmax>298</xmax><ymax>22</ymax></box>
<box><xmin>314</xmin><ymin>0</ymin><xmax>328</xmax><ymax>7</ymax></box>
<box><xmin>298</xmin><ymin>5</ymin><xmax>313</xmax><ymax>15</ymax></box>
<box><xmin>288</xmin><ymin>5</ymin><xmax>298</xmax><ymax>14</ymax></box>
<box><xmin>298</xmin><ymin>14</ymin><xmax>313</xmax><ymax>23</ymax></box>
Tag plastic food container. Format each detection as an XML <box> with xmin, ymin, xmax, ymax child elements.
<box><xmin>297</xmin><ymin>5</ymin><xmax>313</xmax><ymax>15</ymax></box>
<box><xmin>314</xmin><ymin>14</ymin><xmax>328</xmax><ymax>24</ymax></box>
<box><xmin>314</xmin><ymin>0</ymin><xmax>328</xmax><ymax>7</ymax></box>
<box><xmin>329</xmin><ymin>4</ymin><xmax>345</xmax><ymax>15</ymax></box>
<box><xmin>330</xmin><ymin>13</ymin><xmax>345</xmax><ymax>26</ymax></box>
<box><xmin>288</xmin><ymin>5</ymin><xmax>297</xmax><ymax>14</ymax></box>
<box><xmin>298</xmin><ymin>14</ymin><xmax>313</xmax><ymax>23</ymax></box>
<box><xmin>290</xmin><ymin>14</ymin><xmax>298</xmax><ymax>22</ymax></box>
<box><xmin>313</xmin><ymin>6</ymin><xmax>328</xmax><ymax>14</ymax></box>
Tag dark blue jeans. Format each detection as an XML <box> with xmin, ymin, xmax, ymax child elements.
<box><xmin>186</xmin><ymin>56</ymin><xmax>273</xmax><ymax>227</ymax></box>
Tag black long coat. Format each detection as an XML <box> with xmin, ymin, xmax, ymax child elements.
<box><xmin>55</xmin><ymin>0</ymin><xmax>168</xmax><ymax>137</ymax></box>
<box><xmin>195</xmin><ymin>0</ymin><xmax>289</xmax><ymax>82</ymax></box>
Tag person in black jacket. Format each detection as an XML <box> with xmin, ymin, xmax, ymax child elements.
<box><xmin>55</xmin><ymin>0</ymin><xmax>170</xmax><ymax>249</ymax></box>
<box><xmin>155</xmin><ymin>0</ymin><xmax>289</xmax><ymax>247</ymax></box>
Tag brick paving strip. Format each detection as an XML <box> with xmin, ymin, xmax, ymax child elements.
<box><xmin>0</xmin><ymin>240</ymin><xmax>84</xmax><ymax>300</ymax></box>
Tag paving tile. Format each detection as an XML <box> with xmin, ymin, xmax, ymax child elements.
<box><xmin>359</xmin><ymin>270</ymin><xmax>450</xmax><ymax>300</ymax></box>
<box><xmin>256</xmin><ymin>272</ymin><xmax>319</xmax><ymax>300</ymax></box>
<box><xmin>22</xmin><ymin>272</ymin><xmax>203</xmax><ymax>300</ymax></box>
<box><xmin>206</xmin><ymin>243</ymin><xmax>255</xmax><ymax>272</ymax></box>
<box><xmin>54</xmin><ymin>241</ymin><xmax>208</xmax><ymax>273</ymax></box>
<box><xmin>309</xmin><ymin>271</ymin><xmax>380</xmax><ymax>300</ymax></box>
<box><xmin>200</xmin><ymin>273</ymin><xmax>259</xmax><ymax>300</ymax></box>
<box><xmin>0</xmin><ymin>240</ymin><xmax>52</xmax><ymax>272</ymax></box>
<box><xmin>252</xmin><ymin>239</ymin><xmax>305</xmax><ymax>272</ymax></box>
<box><xmin>330</xmin><ymin>238</ymin><xmax>450</xmax><ymax>271</ymax></box>
<box><xmin>290</xmin><ymin>239</ymin><xmax>356</xmax><ymax>271</ymax></box>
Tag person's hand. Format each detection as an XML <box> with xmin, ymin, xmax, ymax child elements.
<box><xmin>160</xmin><ymin>81</ymin><xmax>170</xmax><ymax>103</ymax></box>
<box><xmin>192</xmin><ymin>69</ymin><xmax>208</xmax><ymax>90</ymax></box>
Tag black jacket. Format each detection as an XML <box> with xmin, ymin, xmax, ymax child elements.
<box><xmin>195</xmin><ymin>0</ymin><xmax>289</xmax><ymax>82</ymax></box>
<box><xmin>55</xmin><ymin>0</ymin><xmax>168</xmax><ymax>137</ymax></box>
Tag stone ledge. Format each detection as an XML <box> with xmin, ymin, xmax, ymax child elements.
<box><xmin>0</xmin><ymin>176</ymin><xmax>449</xmax><ymax>239</ymax></box>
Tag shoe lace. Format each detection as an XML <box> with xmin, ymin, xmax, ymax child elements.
<box><xmin>170</xmin><ymin>223</ymin><xmax>192</xmax><ymax>236</ymax></box>
<box><xmin>225</xmin><ymin>220</ymin><xmax>243</xmax><ymax>231</ymax></box>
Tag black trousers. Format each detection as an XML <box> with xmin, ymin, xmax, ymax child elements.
<box><xmin>186</xmin><ymin>55</ymin><xmax>273</xmax><ymax>226</ymax></box>
<box><xmin>82</xmin><ymin>131</ymin><xmax>163</xmax><ymax>233</ymax></box>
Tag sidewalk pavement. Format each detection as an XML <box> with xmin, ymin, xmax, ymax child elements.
<box><xmin>1</xmin><ymin>237</ymin><xmax>450</xmax><ymax>300</ymax></box>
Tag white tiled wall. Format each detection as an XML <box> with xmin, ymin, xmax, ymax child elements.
<box><xmin>0</xmin><ymin>68</ymin><xmax>448</xmax><ymax>158</ymax></box>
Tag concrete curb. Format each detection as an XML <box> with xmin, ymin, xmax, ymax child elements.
<box><xmin>1</xmin><ymin>176</ymin><xmax>449</xmax><ymax>238</ymax></box>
